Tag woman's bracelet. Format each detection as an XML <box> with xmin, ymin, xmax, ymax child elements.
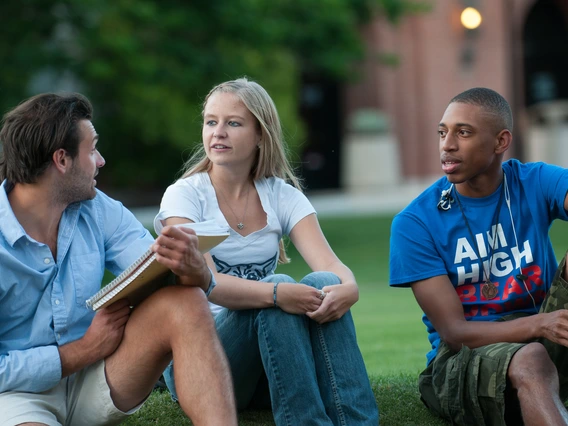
<box><xmin>273</xmin><ymin>282</ymin><xmax>280</xmax><ymax>307</ymax></box>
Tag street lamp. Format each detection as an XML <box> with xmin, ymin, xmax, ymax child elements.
<box><xmin>461</xmin><ymin>7</ymin><xmax>482</xmax><ymax>30</ymax></box>
<box><xmin>459</xmin><ymin>6</ymin><xmax>482</xmax><ymax>69</ymax></box>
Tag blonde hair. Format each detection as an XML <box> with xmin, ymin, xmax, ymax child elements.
<box><xmin>180</xmin><ymin>77</ymin><xmax>301</xmax><ymax>263</ymax></box>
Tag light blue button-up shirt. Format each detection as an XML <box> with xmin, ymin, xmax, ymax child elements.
<box><xmin>0</xmin><ymin>180</ymin><xmax>154</xmax><ymax>393</ymax></box>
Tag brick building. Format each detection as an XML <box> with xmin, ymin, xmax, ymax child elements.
<box><xmin>300</xmin><ymin>0</ymin><xmax>568</xmax><ymax>191</ymax></box>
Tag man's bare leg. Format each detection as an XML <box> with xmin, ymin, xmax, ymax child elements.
<box><xmin>509</xmin><ymin>342</ymin><xmax>568</xmax><ymax>426</ymax></box>
<box><xmin>104</xmin><ymin>285</ymin><xmax>237</xmax><ymax>425</ymax></box>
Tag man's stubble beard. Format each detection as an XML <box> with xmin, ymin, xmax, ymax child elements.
<box><xmin>56</xmin><ymin>165</ymin><xmax>97</xmax><ymax>205</ymax></box>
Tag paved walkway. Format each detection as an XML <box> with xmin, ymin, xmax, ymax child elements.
<box><xmin>131</xmin><ymin>179</ymin><xmax>435</xmax><ymax>227</ymax></box>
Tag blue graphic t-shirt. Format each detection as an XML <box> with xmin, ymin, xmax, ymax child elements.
<box><xmin>155</xmin><ymin>172</ymin><xmax>316</xmax><ymax>317</ymax></box>
<box><xmin>389</xmin><ymin>160</ymin><xmax>568</xmax><ymax>365</ymax></box>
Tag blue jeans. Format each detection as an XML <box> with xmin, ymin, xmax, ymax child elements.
<box><xmin>163</xmin><ymin>272</ymin><xmax>379</xmax><ymax>426</ymax></box>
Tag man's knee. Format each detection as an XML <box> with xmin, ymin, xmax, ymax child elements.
<box><xmin>140</xmin><ymin>285</ymin><xmax>212</xmax><ymax>328</ymax></box>
<box><xmin>508</xmin><ymin>342</ymin><xmax>557</xmax><ymax>389</ymax></box>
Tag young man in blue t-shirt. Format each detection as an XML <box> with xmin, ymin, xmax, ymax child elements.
<box><xmin>390</xmin><ymin>87</ymin><xmax>568</xmax><ymax>425</ymax></box>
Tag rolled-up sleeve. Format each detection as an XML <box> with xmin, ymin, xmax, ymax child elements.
<box><xmin>0</xmin><ymin>345</ymin><xmax>61</xmax><ymax>393</ymax></box>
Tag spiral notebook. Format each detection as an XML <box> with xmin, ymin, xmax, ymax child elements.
<box><xmin>86</xmin><ymin>221</ymin><xmax>229</xmax><ymax>311</ymax></box>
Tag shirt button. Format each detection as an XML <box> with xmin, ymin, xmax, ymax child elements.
<box><xmin>55</xmin><ymin>299</ymin><xmax>60</xmax><ymax>305</ymax></box>
<box><xmin>44</xmin><ymin>258</ymin><xmax>50</xmax><ymax>264</ymax></box>
<box><xmin>57</xmin><ymin>333</ymin><xmax>61</xmax><ymax>340</ymax></box>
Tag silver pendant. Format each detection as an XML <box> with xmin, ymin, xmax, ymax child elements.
<box><xmin>237</xmin><ymin>223</ymin><xmax>244</xmax><ymax>230</ymax></box>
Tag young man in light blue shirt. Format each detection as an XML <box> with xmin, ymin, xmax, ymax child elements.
<box><xmin>0</xmin><ymin>93</ymin><xmax>237</xmax><ymax>425</ymax></box>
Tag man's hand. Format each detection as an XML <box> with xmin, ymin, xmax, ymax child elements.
<box><xmin>83</xmin><ymin>299</ymin><xmax>131</xmax><ymax>360</ymax></box>
<box><xmin>275</xmin><ymin>283</ymin><xmax>324</xmax><ymax>315</ymax></box>
<box><xmin>152</xmin><ymin>225</ymin><xmax>210</xmax><ymax>291</ymax></box>
<box><xmin>307</xmin><ymin>282</ymin><xmax>359</xmax><ymax>324</ymax></box>
<box><xmin>538</xmin><ymin>310</ymin><xmax>568</xmax><ymax>347</ymax></box>
<box><xmin>59</xmin><ymin>299</ymin><xmax>131</xmax><ymax>378</ymax></box>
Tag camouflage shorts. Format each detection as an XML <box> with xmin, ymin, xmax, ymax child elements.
<box><xmin>419</xmin><ymin>253</ymin><xmax>568</xmax><ymax>426</ymax></box>
<box><xmin>419</xmin><ymin>340</ymin><xmax>524</xmax><ymax>426</ymax></box>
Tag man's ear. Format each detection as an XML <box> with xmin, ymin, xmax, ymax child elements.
<box><xmin>52</xmin><ymin>149</ymin><xmax>70</xmax><ymax>174</ymax></box>
<box><xmin>495</xmin><ymin>129</ymin><xmax>512</xmax><ymax>154</ymax></box>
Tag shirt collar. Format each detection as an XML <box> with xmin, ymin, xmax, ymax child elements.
<box><xmin>0</xmin><ymin>180</ymin><xmax>81</xmax><ymax>248</ymax></box>
<box><xmin>0</xmin><ymin>180</ymin><xmax>28</xmax><ymax>247</ymax></box>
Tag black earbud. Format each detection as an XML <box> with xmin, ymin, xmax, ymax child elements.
<box><xmin>516</xmin><ymin>273</ymin><xmax>528</xmax><ymax>281</ymax></box>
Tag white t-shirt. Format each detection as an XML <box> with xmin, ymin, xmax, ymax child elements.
<box><xmin>154</xmin><ymin>172</ymin><xmax>316</xmax><ymax>317</ymax></box>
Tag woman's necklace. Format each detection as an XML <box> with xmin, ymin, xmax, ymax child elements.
<box><xmin>453</xmin><ymin>181</ymin><xmax>504</xmax><ymax>300</ymax></box>
<box><xmin>212</xmin><ymin>181</ymin><xmax>251</xmax><ymax>230</ymax></box>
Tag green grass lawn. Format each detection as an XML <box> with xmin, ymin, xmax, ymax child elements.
<box><xmin>123</xmin><ymin>215</ymin><xmax>568</xmax><ymax>425</ymax></box>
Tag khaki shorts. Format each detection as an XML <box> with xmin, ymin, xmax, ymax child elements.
<box><xmin>0</xmin><ymin>360</ymin><xmax>144</xmax><ymax>426</ymax></box>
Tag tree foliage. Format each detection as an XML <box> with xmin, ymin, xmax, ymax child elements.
<box><xmin>0</xmin><ymin>0</ymin><xmax>427</xmax><ymax>190</ymax></box>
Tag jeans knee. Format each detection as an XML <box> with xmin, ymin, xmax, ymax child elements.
<box><xmin>256</xmin><ymin>302</ymin><xmax>306</xmax><ymax>329</ymax></box>
<box><xmin>215</xmin><ymin>307</ymin><xmax>258</xmax><ymax>332</ymax></box>
<box><xmin>260</xmin><ymin>273</ymin><xmax>296</xmax><ymax>284</ymax></box>
<box><xmin>301</xmin><ymin>271</ymin><xmax>340</xmax><ymax>289</ymax></box>
<box><xmin>163</xmin><ymin>361</ymin><xmax>178</xmax><ymax>402</ymax></box>
<box><xmin>508</xmin><ymin>342</ymin><xmax>557</xmax><ymax>389</ymax></box>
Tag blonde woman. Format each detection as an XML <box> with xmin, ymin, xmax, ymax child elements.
<box><xmin>155</xmin><ymin>78</ymin><xmax>378</xmax><ymax>425</ymax></box>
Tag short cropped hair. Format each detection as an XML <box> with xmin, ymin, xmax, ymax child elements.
<box><xmin>0</xmin><ymin>93</ymin><xmax>93</xmax><ymax>183</ymax></box>
<box><xmin>450</xmin><ymin>87</ymin><xmax>513</xmax><ymax>133</ymax></box>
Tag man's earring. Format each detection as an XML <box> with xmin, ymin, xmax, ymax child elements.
<box><xmin>257</xmin><ymin>144</ymin><xmax>261</xmax><ymax>149</ymax></box>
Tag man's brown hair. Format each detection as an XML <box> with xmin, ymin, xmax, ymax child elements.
<box><xmin>0</xmin><ymin>93</ymin><xmax>93</xmax><ymax>183</ymax></box>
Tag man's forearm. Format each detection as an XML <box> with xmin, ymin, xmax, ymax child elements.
<box><xmin>58</xmin><ymin>337</ymin><xmax>102</xmax><ymax>378</ymax></box>
<box><xmin>440</xmin><ymin>314</ymin><xmax>542</xmax><ymax>351</ymax></box>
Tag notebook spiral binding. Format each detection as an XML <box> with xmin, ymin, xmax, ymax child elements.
<box><xmin>85</xmin><ymin>249</ymin><xmax>155</xmax><ymax>310</ymax></box>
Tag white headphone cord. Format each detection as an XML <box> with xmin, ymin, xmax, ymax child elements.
<box><xmin>504</xmin><ymin>174</ymin><xmax>538</xmax><ymax>312</ymax></box>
